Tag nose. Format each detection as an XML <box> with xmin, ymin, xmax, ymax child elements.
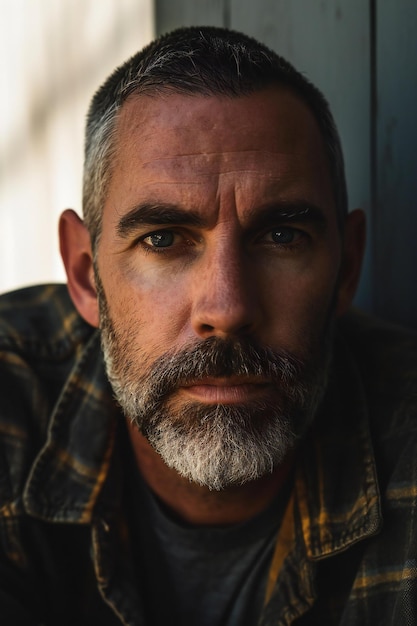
<box><xmin>190</xmin><ymin>239</ymin><xmax>259</xmax><ymax>340</ymax></box>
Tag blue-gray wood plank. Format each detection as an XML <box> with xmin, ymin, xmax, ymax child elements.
<box><xmin>375</xmin><ymin>0</ymin><xmax>417</xmax><ymax>328</ymax></box>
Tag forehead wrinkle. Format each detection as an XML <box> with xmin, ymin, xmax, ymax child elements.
<box><xmin>139</xmin><ymin>150</ymin><xmax>299</xmax><ymax>169</ymax></box>
<box><xmin>138</xmin><ymin>157</ymin><xmax>294</xmax><ymax>185</ymax></box>
<box><xmin>125</xmin><ymin>173</ymin><xmax>296</xmax><ymax>220</ymax></box>
<box><xmin>108</xmin><ymin>92</ymin><xmax>336</xmax><ymax>235</ymax></box>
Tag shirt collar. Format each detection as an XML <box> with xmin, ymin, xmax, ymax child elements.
<box><xmin>294</xmin><ymin>332</ymin><xmax>382</xmax><ymax>560</ymax></box>
<box><xmin>24</xmin><ymin>330</ymin><xmax>122</xmax><ymax>524</ymax></box>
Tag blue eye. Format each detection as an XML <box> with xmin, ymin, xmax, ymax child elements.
<box><xmin>146</xmin><ymin>231</ymin><xmax>175</xmax><ymax>247</ymax></box>
<box><xmin>271</xmin><ymin>228</ymin><xmax>296</xmax><ymax>244</ymax></box>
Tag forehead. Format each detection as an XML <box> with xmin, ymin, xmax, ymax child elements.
<box><xmin>105</xmin><ymin>87</ymin><xmax>334</xmax><ymax>223</ymax></box>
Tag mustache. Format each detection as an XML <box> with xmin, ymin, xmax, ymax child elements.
<box><xmin>141</xmin><ymin>336</ymin><xmax>308</xmax><ymax>402</ymax></box>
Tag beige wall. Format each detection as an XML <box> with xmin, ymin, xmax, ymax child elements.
<box><xmin>0</xmin><ymin>0</ymin><xmax>154</xmax><ymax>293</ymax></box>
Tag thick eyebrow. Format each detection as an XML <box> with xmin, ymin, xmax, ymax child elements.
<box><xmin>246</xmin><ymin>203</ymin><xmax>327</xmax><ymax>233</ymax></box>
<box><xmin>116</xmin><ymin>201</ymin><xmax>327</xmax><ymax>239</ymax></box>
<box><xmin>117</xmin><ymin>203</ymin><xmax>206</xmax><ymax>238</ymax></box>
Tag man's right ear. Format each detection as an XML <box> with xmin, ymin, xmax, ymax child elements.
<box><xmin>59</xmin><ymin>209</ymin><xmax>99</xmax><ymax>328</ymax></box>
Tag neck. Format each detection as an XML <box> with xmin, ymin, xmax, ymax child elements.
<box><xmin>126</xmin><ymin>419</ymin><xmax>294</xmax><ymax>527</ymax></box>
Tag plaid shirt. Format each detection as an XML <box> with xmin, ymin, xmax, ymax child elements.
<box><xmin>0</xmin><ymin>284</ymin><xmax>416</xmax><ymax>625</ymax></box>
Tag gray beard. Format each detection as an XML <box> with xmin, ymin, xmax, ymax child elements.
<box><xmin>96</xmin><ymin>275</ymin><xmax>331</xmax><ymax>491</ymax></box>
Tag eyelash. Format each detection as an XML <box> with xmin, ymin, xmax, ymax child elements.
<box><xmin>137</xmin><ymin>230</ymin><xmax>193</xmax><ymax>255</ymax></box>
<box><xmin>136</xmin><ymin>226</ymin><xmax>308</xmax><ymax>255</ymax></box>
<box><xmin>259</xmin><ymin>226</ymin><xmax>307</xmax><ymax>251</ymax></box>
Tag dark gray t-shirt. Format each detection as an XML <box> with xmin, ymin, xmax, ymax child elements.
<box><xmin>128</xmin><ymin>468</ymin><xmax>290</xmax><ymax>626</ymax></box>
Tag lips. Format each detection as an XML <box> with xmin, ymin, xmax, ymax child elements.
<box><xmin>179</xmin><ymin>377</ymin><xmax>272</xmax><ymax>404</ymax></box>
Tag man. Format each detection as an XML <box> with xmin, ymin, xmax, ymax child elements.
<box><xmin>0</xmin><ymin>26</ymin><xmax>416</xmax><ymax>625</ymax></box>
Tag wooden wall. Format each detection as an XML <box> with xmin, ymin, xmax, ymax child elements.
<box><xmin>155</xmin><ymin>0</ymin><xmax>417</xmax><ymax>328</ymax></box>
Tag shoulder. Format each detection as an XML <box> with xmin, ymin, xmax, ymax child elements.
<box><xmin>339</xmin><ymin>309</ymin><xmax>417</xmax><ymax>492</ymax></box>
<box><xmin>0</xmin><ymin>283</ymin><xmax>95</xmax><ymax>416</ymax></box>
<box><xmin>339</xmin><ymin>308</ymin><xmax>417</xmax><ymax>375</ymax></box>
<box><xmin>338</xmin><ymin>310</ymin><xmax>417</xmax><ymax>415</ymax></box>
<box><xmin>0</xmin><ymin>284</ymin><xmax>96</xmax><ymax>504</ymax></box>
<box><xmin>0</xmin><ymin>283</ymin><xmax>93</xmax><ymax>359</ymax></box>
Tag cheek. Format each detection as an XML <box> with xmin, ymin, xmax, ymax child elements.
<box><xmin>260</xmin><ymin>255</ymin><xmax>340</xmax><ymax>352</ymax></box>
<box><xmin>105</xmin><ymin>265</ymin><xmax>192</xmax><ymax>350</ymax></box>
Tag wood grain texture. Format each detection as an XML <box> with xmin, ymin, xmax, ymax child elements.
<box><xmin>155</xmin><ymin>0</ymin><xmax>226</xmax><ymax>34</ymax></box>
<box><xmin>375</xmin><ymin>0</ymin><xmax>417</xmax><ymax>327</ymax></box>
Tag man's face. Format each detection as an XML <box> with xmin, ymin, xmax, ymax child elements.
<box><xmin>95</xmin><ymin>87</ymin><xmax>342</xmax><ymax>490</ymax></box>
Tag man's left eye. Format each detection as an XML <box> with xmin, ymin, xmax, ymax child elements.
<box><xmin>267</xmin><ymin>227</ymin><xmax>301</xmax><ymax>244</ymax></box>
<box><xmin>143</xmin><ymin>231</ymin><xmax>176</xmax><ymax>248</ymax></box>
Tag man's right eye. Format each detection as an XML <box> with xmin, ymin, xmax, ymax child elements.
<box><xmin>141</xmin><ymin>230</ymin><xmax>176</xmax><ymax>248</ymax></box>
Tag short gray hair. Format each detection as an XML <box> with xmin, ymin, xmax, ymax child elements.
<box><xmin>83</xmin><ymin>26</ymin><xmax>348</xmax><ymax>250</ymax></box>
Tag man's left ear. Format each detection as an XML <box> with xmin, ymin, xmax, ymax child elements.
<box><xmin>336</xmin><ymin>208</ymin><xmax>366</xmax><ymax>317</ymax></box>
<box><xmin>59</xmin><ymin>209</ymin><xmax>99</xmax><ymax>328</ymax></box>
